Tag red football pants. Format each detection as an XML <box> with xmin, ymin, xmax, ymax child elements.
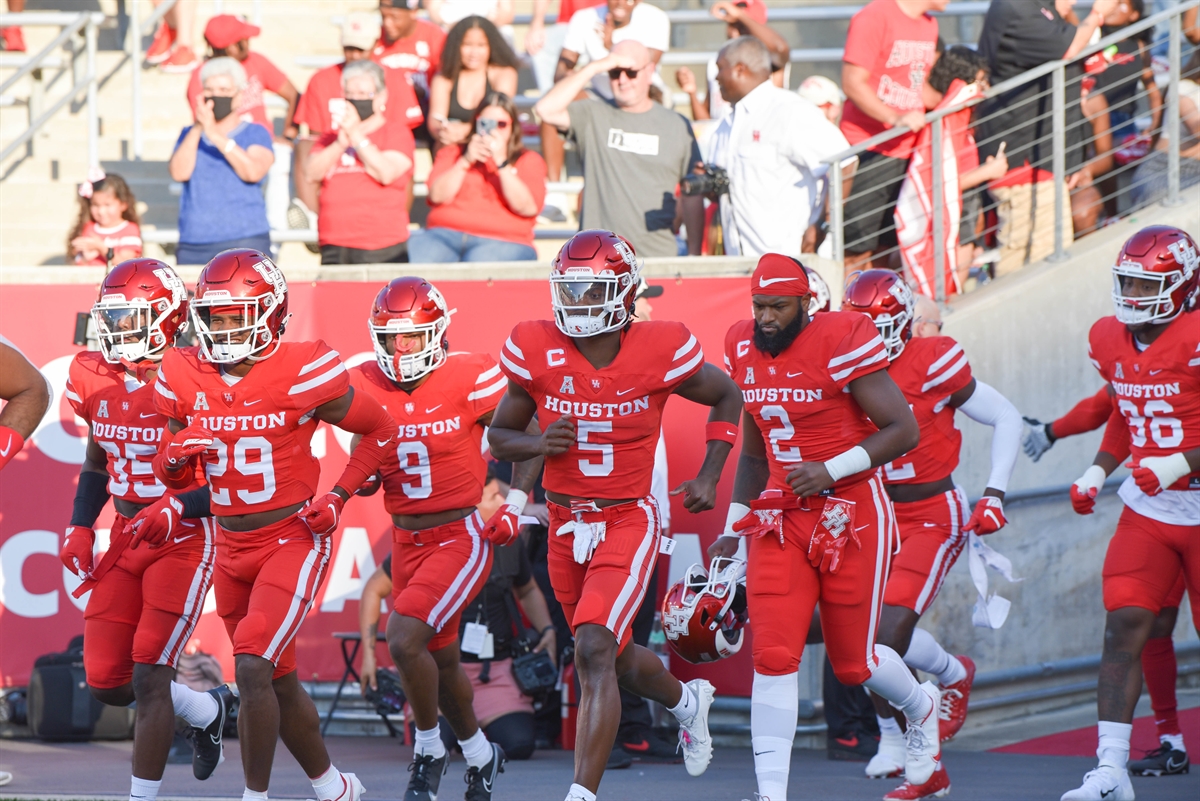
<box><xmin>884</xmin><ymin>487</ymin><xmax>969</xmax><ymax>615</ymax></box>
<box><xmin>1103</xmin><ymin>505</ymin><xmax>1200</xmax><ymax>621</ymax></box>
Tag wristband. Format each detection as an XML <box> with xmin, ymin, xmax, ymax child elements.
<box><xmin>1074</xmin><ymin>464</ymin><xmax>1107</xmax><ymax>493</ymax></box>
<box><xmin>541</xmin><ymin>626</ymin><xmax>555</xmax><ymax>638</ymax></box>
<box><xmin>705</xmin><ymin>421</ymin><xmax>739</xmax><ymax>445</ymax></box>
<box><xmin>222</xmin><ymin>138</ymin><xmax>236</xmax><ymax>155</ymax></box>
<box><xmin>0</xmin><ymin>425</ymin><xmax>25</xmax><ymax>468</ymax></box>
<box><xmin>823</xmin><ymin>445</ymin><xmax>872</xmax><ymax>483</ymax></box>
<box><xmin>505</xmin><ymin>488</ymin><xmax>529</xmax><ymax>511</ymax></box>
<box><xmin>723</xmin><ymin>502</ymin><xmax>751</xmax><ymax>537</ymax></box>
<box><xmin>1139</xmin><ymin>452</ymin><xmax>1192</xmax><ymax>490</ymax></box>
<box><xmin>356</xmin><ymin>138</ymin><xmax>371</xmax><ymax>150</ymax></box>
<box><xmin>496</xmin><ymin>158</ymin><xmax>510</xmax><ymax>170</ymax></box>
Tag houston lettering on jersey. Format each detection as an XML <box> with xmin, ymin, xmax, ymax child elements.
<box><xmin>542</xmin><ymin>395</ymin><xmax>651</xmax><ymax>418</ymax></box>
<box><xmin>396</xmin><ymin>415</ymin><xmax>462</xmax><ymax>438</ymax></box>
<box><xmin>1109</xmin><ymin>380</ymin><xmax>1181</xmax><ymax>399</ymax></box>
<box><xmin>90</xmin><ymin>423</ymin><xmax>165</xmax><ymax>443</ymax></box>
<box><xmin>185</xmin><ymin>412</ymin><xmax>288</xmax><ymax>431</ymax></box>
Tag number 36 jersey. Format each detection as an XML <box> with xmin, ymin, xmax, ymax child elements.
<box><xmin>349</xmin><ymin>353</ymin><xmax>504</xmax><ymax>515</ymax></box>
<box><xmin>499</xmin><ymin>320</ymin><xmax>704</xmax><ymax>499</ymax></box>
<box><xmin>153</xmin><ymin>342</ymin><xmax>350</xmax><ymax>516</ymax></box>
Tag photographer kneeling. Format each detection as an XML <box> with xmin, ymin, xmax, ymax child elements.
<box><xmin>704</xmin><ymin>36</ymin><xmax>854</xmax><ymax>257</ymax></box>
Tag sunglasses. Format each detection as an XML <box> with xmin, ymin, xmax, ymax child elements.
<box><xmin>608</xmin><ymin>65</ymin><xmax>645</xmax><ymax>81</ymax></box>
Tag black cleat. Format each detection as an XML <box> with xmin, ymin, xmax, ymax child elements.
<box><xmin>404</xmin><ymin>752</ymin><xmax>448</xmax><ymax>800</ymax></box>
<box><xmin>192</xmin><ymin>685</ymin><xmax>233</xmax><ymax>780</ymax></box>
<box><xmin>619</xmin><ymin>728</ymin><xmax>684</xmax><ymax>763</ymax></box>
<box><xmin>464</xmin><ymin>743</ymin><xmax>505</xmax><ymax>801</ymax></box>
<box><xmin>827</xmin><ymin>731</ymin><xmax>880</xmax><ymax>762</ymax></box>
<box><xmin>606</xmin><ymin>747</ymin><xmax>632</xmax><ymax>770</ymax></box>
<box><xmin>1129</xmin><ymin>742</ymin><xmax>1189</xmax><ymax>776</ymax></box>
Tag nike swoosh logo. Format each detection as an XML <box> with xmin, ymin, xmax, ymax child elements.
<box><xmin>1167</xmin><ymin>756</ymin><xmax>1186</xmax><ymax>769</ymax></box>
<box><xmin>439</xmin><ymin>540</ymin><xmax>455</xmax><ymax>547</ymax></box>
<box><xmin>140</xmin><ymin>412</ymin><xmax>157</xmax><ymax>419</ymax></box>
<box><xmin>616</xmin><ymin>388</ymin><xmax>636</xmax><ymax>396</ymax></box>
<box><xmin>173</xmin><ymin>534</ymin><xmax>195</xmax><ymax>544</ymax></box>
<box><xmin>0</xmin><ymin>434</ymin><xmax>11</xmax><ymax>457</ymax></box>
<box><xmin>754</xmin><ymin>749</ymin><xmax>774</xmax><ymax>755</ymax></box>
<box><xmin>758</xmin><ymin>276</ymin><xmax>794</xmax><ymax>287</ymax></box>
<box><xmin>160</xmin><ymin>508</ymin><xmax>174</xmax><ymax>537</ymax></box>
<box><xmin>1101</xmin><ymin>789</ymin><xmax>1116</xmax><ymax>799</ymax></box>
<box><xmin>984</xmin><ymin>510</ymin><xmax>1000</xmax><ymax>525</ymax></box>
<box><xmin>787</xmin><ymin>371</ymin><xmax>803</xmax><ymax>378</ymax></box>
<box><xmin>1149</xmin><ymin>369</ymin><xmax>1163</xmax><ymax>375</ymax></box>
<box><xmin>278</xmin><ymin>538</ymin><xmax>291</xmax><ymax>545</ymax></box>
<box><xmin>425</xmin><ymin>405</ymin><xmax>442</xmax><ymax>413</ymax></box>
<box><xmin>243</xmin><ymin>399</ymin><xmax>262</xmax><ymax>406</ymax></box>
<box><xmin>624</xmin><ymin>740</ymin><xmax>650</xmax><ymax>751</ymax></box>
<box><xmin>377</xmin><ymin>439</ymin><xmax>390</xmax><ymax>447</ymax></box>
<box><xmin>923</xmin><ymin>521</ymin><xmax>938</xmax><ymax>527</ymax></box>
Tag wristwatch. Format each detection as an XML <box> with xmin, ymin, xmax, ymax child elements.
<box><xmin>222</xmin><ymin>138</ymin><xmax>236</xmax><ymax>155</ymax></box>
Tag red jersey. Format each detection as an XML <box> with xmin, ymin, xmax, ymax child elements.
<box><xmin>499</xmin><ymin>320</ymin><xmax>704</xmax><ymax>499</ymax></box>
<box><xmin>66</xmin><ymin>352</ymin><xmax>170</xmax><ymax>503</ymax></box>
<box><xmin>724</xmin><ymin>312</ymin><xmax>888</xmax><ymax>491</ymax></box>
<box><xmin>152</xmin><ymin>342</ymin><xmax>350</xmax><ymax>515</ymax></box>
<box><xmin>350</xmin><ymin>354</ymin><xmax>504</xmax><ymax>515</ymax></box>
<box><xmin>294</xmin><ymin>62</ymin><xmax>423</xmax><ymax>135</ymax></box>
<box><xmin>372</xmin><ymin>21</ymin><xmax>446</xmax><ymax>96</ymax></box>
<box><xmin>73</xmin><ymin>220</ymin><xmax>143</xmax><ymax>266</ymax></box>
<box><xmin>1088</xmin><ymin>312</ymin><xmax>1200</xmax><ymax>491</ymax></box>
<box><xmin>186</xmin><ymin>52</ymin><xmax>289</xmax><ymax>131</ymax></box>
<box><xmin>557</xmin><ymin>0</ymin><xmax>606</xmax><ymax>24</ymax></box>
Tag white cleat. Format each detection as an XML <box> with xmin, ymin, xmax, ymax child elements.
<box><xmin>1061</xmin><ymin>765</ymin><xmax>1135</xmax><ymax>801</ymax></box>
<box><xmin>903</xmin><ymin>682</ymin><xmax>941</xmax><ymax>786</ymax></box>
<box><xmin>867</xmin><ymin>732</ymin><xmax>907</xmax><ymax>778</ymax></box>
<box><xmin>678</xmin><ymin>679</ymin><xmax>716</xmax><ymax>777</ymax></box>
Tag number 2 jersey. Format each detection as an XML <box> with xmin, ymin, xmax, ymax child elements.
<box><xmin>349</xmin><ymin>353</ymin><xmax>504</xmax><ymax>515</ymax></box>
<box><xmin>1089</xmin><ymin>311</ymin><xmax>1200</xmax><ymax>524</ymax></box>
<box><xmin>499</xmin><ymin>320</ymin><xmax>705</xmax><ymax>499</ymax></box>
<box><xmin>724</xmin><ymin>312</ymin><xmax>888</xmax><ymax>491</ymax></box>
<box><xmin>152</xmin><ymin>341</ymin><xmax>350</xmax><ymax>516</ymax></box>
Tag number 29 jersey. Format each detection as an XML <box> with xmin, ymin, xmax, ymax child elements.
<box><xmin>499</xmin><ymin>320</ymin><xmax>705</xmax><ymax>499</ymax></box>
<box><xmin>153</xmin><ymin>342</ymin><xmax>350</xmax><ymax>516</ymax></box>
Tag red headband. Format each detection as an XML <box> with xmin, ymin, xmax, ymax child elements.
<box><xmin>750</xmin><ymin>253</ymin><xmax>811</xmax><ymax>297</ymax></box>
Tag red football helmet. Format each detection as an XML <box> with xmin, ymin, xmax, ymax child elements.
<box><xmin>91</xmin><ymin>258</ymin><xmax>188</xmax><ymax>364</ymax></box>
<box><xmin>841</xmin><ymin>269</ymin><xmax>915</xmax><ymax>360</ymax></box>
<box><xmin>550</xmin><ymin>229</ymin><xmax>641</xmax><ymax>337</ymax></box>
<box><xmin>190</xmin><ymin>249</ymin><xmax>289</xmax><ymax>364</ymax></box>
<box><xmin>1112</xmin><ymin>225</ymin><xmax>1199</xmax><ymax>326</ymax></box>
<box><xmin>804</xmin><ymin>266</ymin><xmax>831</xmax><ymax>315</ymax></box>
<box><xmin>661</xmin><ymin>557</ymin><xmax>748</xmax><ymax>664</ymax></box>
<box><xmin>368</xmin><ymin>277</ymin><xmax>452</xmax><ymax>382</ymax></box>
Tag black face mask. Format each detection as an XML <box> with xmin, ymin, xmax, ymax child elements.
<box><xmin>753</xmin><ymin>310</ymin><xmax>806</xmax><ymax>357</ymax></box>
<box><xmin>208</xmin><ymin>95</ymin><xmax>234</xmax><ymax>121</ymax></box>
<box><xmin>349</xmin><ymin>98</ymin><xmax>374</xmax><ymax>120</ymax></box>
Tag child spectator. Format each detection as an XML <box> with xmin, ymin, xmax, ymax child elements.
<box><xmin>67</xmin><ymin>170</ymin><xmax>142</xmax><ymax>266</ymax></box>
<box><xmin>797</xmin><ymin>75</ymin><xmax>845</xmax><ymax>125</ymax></box>
<box><xmin>374</xmin><ymin>0</ymin><xmax>447</xmax><ymax>105</ymax></box>
<box><xmin>409</xmin><ymin>92</ymin><xmax>546</xmax><ymax>263</ymax></box>
<box><xmin>428</xmin><ymin>16</ymin><xmax>520</xmax><ymax>149</ymax></box>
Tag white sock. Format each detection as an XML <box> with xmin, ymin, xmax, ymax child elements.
<box><xmin>752</xmin><ymin>671</ymin><xmax>798</xmax><ymax>801</ymax></box>
<box><xmin>667</xmin><ymin>680</ymin><xmax>698</xmax><ymax>725</ymax></box>
<box><xmin>458</xmin><ymin>728</ymin><xmax>492</xmax><ymax>769</ymax></box>
<box><xmin>130</xmin><ymin>777</ymin><xmax>161</xmax><ymax>801</ymax></box>
<box><xmin>565</xmin><ymin>783</ymin><xmax>596</xmax><ymax>801</ymax></box>
<box><xmin>170</xmin><ymin>681</ymin><xmax>218</xmax><ymax>728</ymax></box>
<box><xmin>1162</xmin><ymin>733</ymin><xmax>1186</xmax><ymax>753</ymax></box>
<box><xmin>310</xmin><ymin>766</ymin><xmax>347</xmax><ymax>801</ymax></box>
<box><xmin>1097</xmin><ymin>721</ymin><xmax>1132</xmax><ymax>769</ymax></box>
<box><xmin>243</xmin><ymin>789</ymin><xmax>268</xmax><ymax>801</ymax></box>
<box><xmin>877</xmin><ymin>714</ymin><xmax>903</xmax><ymax>740</ymax></box>
<box><xmin>903</xmin><ymin>628</ymin><xmax>967</xmax><ymax>687</ymax></box>
<box><xmin>414</xmin><ymin>725</ymin><xmax>446</xmax><ymax>759</ymax></box>
<box><xmin>863</xmin><ymin>645</ymin><xmax>934</xmax><ymax>724</ymax></box>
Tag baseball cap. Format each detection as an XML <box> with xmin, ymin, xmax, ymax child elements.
<box><xmin>204</xmin><ymin>14</ymin><xmax>261</xmax><ymax>50</ymax></box>
<box><xmin>379</xmin><ymin>0</ymin><xmax>420</xmax><ymax>9</ymax></box>
<box><xmin>798</xmin><ymin>75</ymin><xmax>844</xmax><ymax>107</ymax></box>
<box><xmin>637</xmin><ymin>277</ymin><xmax>663</xmax><ymax>299</ymax></box>
<box><xmin>342</xmin><ymin>12</ymin><xmax>381</xmax><ymax>51</ymax></box>
<box><xmin>734</xmin><ymin>0</ymin><xmax>769</xmax><ymax>26</ymax></box>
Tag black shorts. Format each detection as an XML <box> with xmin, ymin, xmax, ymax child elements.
<box><xmin>959</xmin><ymin>186</ymin><xmax>985</xmax><ymax>247</ymax></box>
<box><xmin>320</xmin><ymin>241</ymin><xmax>409</xmax><ymax>264</ymax></box>
<box><xmin>843</xmin><ymin>149</ymin><xmax>909</xmax><ymax>255</ymax></box>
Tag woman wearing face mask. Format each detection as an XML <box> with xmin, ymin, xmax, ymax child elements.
<box><xmin>168</xmin><ymin>57</ymin><xmax>274</xmax><ymax>265</ymax></box>
<box><xmin>428</xmin><ymin>16</ymin><xmax>519</xmax><ymax>149</ymax></box>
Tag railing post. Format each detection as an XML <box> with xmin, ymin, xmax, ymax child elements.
<box><xmin>27</xmin><ymin>67</ymin><xmax>43</xmax><ymax>158</ymax></box>
<box><xmin>1166</xmin><ymin>10</ymin><xmax>1182</xmax><ymax>206</ymax></box>
<box><xmin>131</xmin><ymin>0</ymin><xmax>142</xmax><ymax>160</ymax></box>
<box><xmin>931</xmin><ymin>115</ymin><xmax>946</xmax><ymax>305</ymax></box>
<box><xmin>86</xmin><ymin>15</ymin><xmax>98</xmax><ymax>169</ymax></box>
<box><xmin>1051</xmin><ymin>62</ymin><xmax>1066</xmax><ymax>262</ymax></box>
<box><xmin>830</xmin><ymin>158</ymin><xmax>844</xmax><ymax>266</ymax></box>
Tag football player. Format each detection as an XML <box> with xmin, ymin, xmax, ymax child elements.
<box><xmin>842</xmin><ymin>269</ymin><xmax>1023</xmax><ymax>797</ymax></box>
<box><xmin>709</xmin><ymin>254</ymin><xmax>940</xmax><ymax>801</ymax></box>
<box><xmin>1061</xmin><ymin>226</ymin><xmax>1200</xmax><ymax>801</ymax></box>
<box><xmin>349</xmin><ymin>277</ymin><xmax>539</xmax><ymax>801</ymax></box>
<box><xmin>487</xmin><ymin>230</ymin><xmax>743</xmax><ymax>801</ymax></box>
<box><xmin>151</xmin><ymin>250</ymin><xmax>396</xmax><ymax>801</ymax></box>
<box><xmin>0</xmin><ymin>335</ymin><xmax>49</xmax><ymax>472</ymax></box>
<box><xmin>58</xmin><ymin>260</ymin><xmax>232</xmax><ymax>801</ymax></box>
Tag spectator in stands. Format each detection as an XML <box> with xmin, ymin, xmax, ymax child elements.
<box><xmin>305</xmin><ymin>60</ymin><xmax>415</xmax><ymax>264</ymax></box>
<box><xmin>1132</xmin><ymin>47</ymin><xmax>1200</xmax><ymax>205</ymax></box>
<box><xmin>148</xmin><ymin>0</ymin><xmax>200</xmax><ymax>73</ymax></box>
<box><xmin>526</xmin><ymin>0</ymin><xmax>602</xmax><ymax>91</ymax></box>
<box><xmin>169</xmin><ymin>57</ymin><xmax>274</xmax><ymax>265</ymax></box>
<box><xmin>797</xmin><ymin>75</ymin><xmax>845</xmax><ymax>125</ymax></box>
<box><xmin>839</xmin><ymin>0</ymin><xmax>945</xmax><ymax>276</ymax></box>
<box><xmin>706</xmin><ymin>37</ymin><xmax>852</xmax><ymax>258</ymax></box>
<box><xmin>975</xmin><ymin>0</ymin><xmax>1117</xmax><ymax>276</ymax></box>
<box><xmin>675</xmin><ymin>1</ymin><xmax>791</xmax><ymax>122</ymax></box>
<box><xmin>427</xmin><ymin>0</ymin><xmax>515</xmax><ymax>32</ymax></box>
<box><xmin>428</xmin><ymin>16</ymin><xmax>520</xmax><ymax>148</ymax></box>
<box><xmin>1</xmin><ymin>0</ymin><xmax>25</xmax><ymax>53</ymax></box>
<box><xmin>374</xmin><ymin>0</ymin><xmax>447</xmax><ymax>109</ymax></box>
<box><xmin>540</xmin><ymin>0</ymin><xmax>671</xmax><ymax>223</ymax></box>
<box><xmin>67</xmin><ymin>170</ymin><xmax>142</xmax><ymax>267</ymax></box>
<box><xmin>290</xmin><ymin>13</ymin><xmax>424</xmax><ymax>245</ymax></box>
<box><xmin>409</xmin><ymin>92</ymin><xmax>545</xmax><ymax>263</ymax></box>
<box><xmin>536</xmin><ymin>40</ymin><xmax>705</xmax><ymax>258</ymax></box>
<box><xmin>912</xmin><ymin>292</ymin><xmax>943</xmax><ymax>337</ymax></box>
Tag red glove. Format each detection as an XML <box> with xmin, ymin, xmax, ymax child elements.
<box><xmin>61</xmin><ymin>526</ymin><xmax>96</xmax><ymax>580</ymax></box>
<box><xmin>164</xmin><ymin>425</ymin><xmax>213</xmax><ymax>470</ymax></box>
<box><xmin>963</xmin><ymin>496</ymin><xmax>1007</xmax><ymax>535</ymax></box>
<box><xmin>1071</xmin><ymin>465</ymin><xmax>1106</xmax><ymax>515</ymax></box>
<box><xmin>0</xmin><ymin>425</ymin><xmax>26</xmax><ymax>472</ymax></box>
<box><xmin>299</xmin><ymin>491</ymin><xmax>345</xmax><ymax>535</ymax></box>
<box><xmin>1127</xmin><ymin>454</ymin><xmax>1192</xmax><ymax>497</ymax></box>
<box><xmin>481</xmin><ymin>489</ymin><xmax>528</xmax><ymax>546</ymax></box>
<box><xmin>731</xmin><ymin>490</ymin><xmax>788</xmax><ymax>545</ymax></box>
<box><xmin>807</xmin><ymin>497</ymin><xmax>859</xmax><ymax>574</ymax></box>
<box><xmin>127</xmin><ymin>493</ymin><xmax>189</xmax><ymax>549</ymax></box>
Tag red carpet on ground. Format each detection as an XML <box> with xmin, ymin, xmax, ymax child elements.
<box><xmin>993</xmin><ymin>706</ymin><xmax>1200</xmax><ymax>756</ymax></box>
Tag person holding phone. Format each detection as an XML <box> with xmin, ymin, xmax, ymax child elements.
<box><xmin>409</xmin><ymin>92</ymin><xmax>546</xmax><ymax>263</ymax></box>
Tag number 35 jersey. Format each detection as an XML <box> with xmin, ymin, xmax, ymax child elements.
<box><xmin>153</xmin><ymin>342</ymin><xmax>350</xmax><ymax>516</ymax></box>
<box><xmin>349</xmin><ymin>353</ymin><xmax>504</xmax><ymax>515</ymax></box>
<box><xmin>499</xmin><ymin>320</ymin><xmax>704</xmax><ymax>499</ymax></box>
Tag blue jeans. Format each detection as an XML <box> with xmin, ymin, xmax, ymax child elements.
<box><xmin>408</xmin><ymin>227</ymin><xmax>538</xmax><ymax>263</ymax></box>
<box><xmin>176</xmin><ymin>234</ymin><xmax>272</xmax><ymax>265</ymax></box>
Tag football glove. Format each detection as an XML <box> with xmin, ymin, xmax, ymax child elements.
<box><xmin>481</xmin><ymin>489</ymin><xmax>528</xmax><ymax>546</ymax></box>
<box><xmin>1021</xmin><ymin>417</ymin><xmax>1055</xmax><ymax>462</ymax></box>
<box><xmin>164</xmin><ymin>425</ymin><xmax>213</xmax><ymax>469</ymax></box>
<box><xmin>1070</xmin><ymin>465</ymin><xmax>1107</xmax><ymax>515</ymax></box>
<box><xmin>60</xmin><ymin>526</ymin><xmax>96</xmax><ymax>580</ymax></box>
<box><xmin>964</xmin><ymin>496</ymin><xmax>1007</xmax><ymax>535</ymax></box>
<box><xmin>299</xmin><ymin>491</ymin><xmax>345</xmax><ymax>536</ymax></box>
<box><xmin>127</xmin><ymin>493</ymin><xmax>188</xmax><ymax>549</ymax></box>
<box><xmin>1127</xmin><ymin>453</ymin><xmax>1191</xmax><ymax>496</ymax></box>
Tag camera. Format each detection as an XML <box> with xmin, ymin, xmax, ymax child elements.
<box><xmin>476</xmin><ymin>117</ymin><xmax>500</xmax><ymax>136</ymax></box>
<box><xmin>680</xmin><ymin>165</ymin><xmax>730</xmax><ymax>197</ymax></box>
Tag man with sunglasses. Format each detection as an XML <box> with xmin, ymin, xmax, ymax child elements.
<box><xmin>535</xmin><ymin>40</ymin><xmax>704</xmax><ymax>258</ymax></box>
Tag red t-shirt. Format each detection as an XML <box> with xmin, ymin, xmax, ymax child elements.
<box><xmin>294</xmin><ymin>62</ymin><xmax>424</xmax><ymax>136</ymax></box>
<box><xmin>187</xmin><ymin>51</ymin><xmax>289</xmax><ymax>132</ymax></box>
<box><xmin>372</xmin><ymin>20</ymin><xmax>446</xmax><ymax>96</ymax></box>
<box><xmin>312</xmin><ymin>116</ymin><xmax>415</xmax><ymax>250</ymax></box>
<box><xmin>557</xmin><ymin>0</ymin><xmax>605</xmax><ymax>25</ymax></box>
<box><xmin>73</xmin><ymin>219</ymin><xmax>142</xmax><ymax>265</ymax></box>
<box><xmin>839</xmin><ymin>0</ymin><xmax>938</xmax><ymax>160</ymax></box>
<box><xmin>425</xmin><ymin>146</ymin><xmax>547</xmax><ymax>246</ymax></box>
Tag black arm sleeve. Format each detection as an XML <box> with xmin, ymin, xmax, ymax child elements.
<box><xmin>177</xmin><ymin>485</ymin><xmax>211</xmax><ymax>519</ymax></box>
<box><xmin>71</xmin><ymin>470</ymin><xmax>110</xmax><ymax>527</ymax></box>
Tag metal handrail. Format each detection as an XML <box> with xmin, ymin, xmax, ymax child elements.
<box><xmin>508</xmin><ymin>1</ymin><xmax>1011</xmax><ymax>26</ymax></box>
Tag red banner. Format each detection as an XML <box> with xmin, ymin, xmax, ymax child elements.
<box><xmin>0</xmin><ymin>276</ymin><xmax>758</xmax><ymax>694</ymax></box>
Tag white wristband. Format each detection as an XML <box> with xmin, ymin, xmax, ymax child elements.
<box><xmin>1140</xmin><ymin>453</ymin><xmax>1191</xmax><ymax>491</ymax></box>
<box><xmin>823</xmin><ymin>445</ymin><xmax>872</xmax><ymax>483</ymax></box>
<box><xmin>1074</xmin><ymin>464</ymin><xmax>1107</xmax><ymax>493</ymax></box>
<box><xmin>504</xmin><ymin>488</ymin><xmax>529</xmax><ymax>511</ymax></box>
<box><xmin>723</xmin><ymin>502</ymin><xmax>751</xmax><ymax>537</ymax></box>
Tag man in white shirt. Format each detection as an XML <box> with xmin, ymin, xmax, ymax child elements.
<box><xmin>705</xmin><ymin>36</ymin><xmax>853</xmax><ymax>258</ymax></box>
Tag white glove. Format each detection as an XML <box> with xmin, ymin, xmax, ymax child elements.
<box><xmin>555</xmin><ymin>517</ymin><xmax>607</xmax><ymax>564</ymax></box>
<box><xmin>1130</xmin><ymin>452</ymin><xmax>1192</xmax><ymax>496</ymax></box>
<box><xmin>1022</xmin><ymin>417</ymin><xmax>1054</xmax><ymax>462</ymax></box>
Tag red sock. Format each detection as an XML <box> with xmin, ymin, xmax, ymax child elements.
<box><xmin>1142</xmin><ymin>636</ymin><xmax>1180</xmax><ymax>739</ymax></box>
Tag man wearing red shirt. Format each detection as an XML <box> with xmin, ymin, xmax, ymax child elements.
<box><xmin>373</xmin><ymin>0</ymin><xmax>446</xmax><ymax>104</ymax></box>
<box><xmin>840</xmin><ymin>0</ymin><xmax>944</xmax><ymax>274</ymax></box>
